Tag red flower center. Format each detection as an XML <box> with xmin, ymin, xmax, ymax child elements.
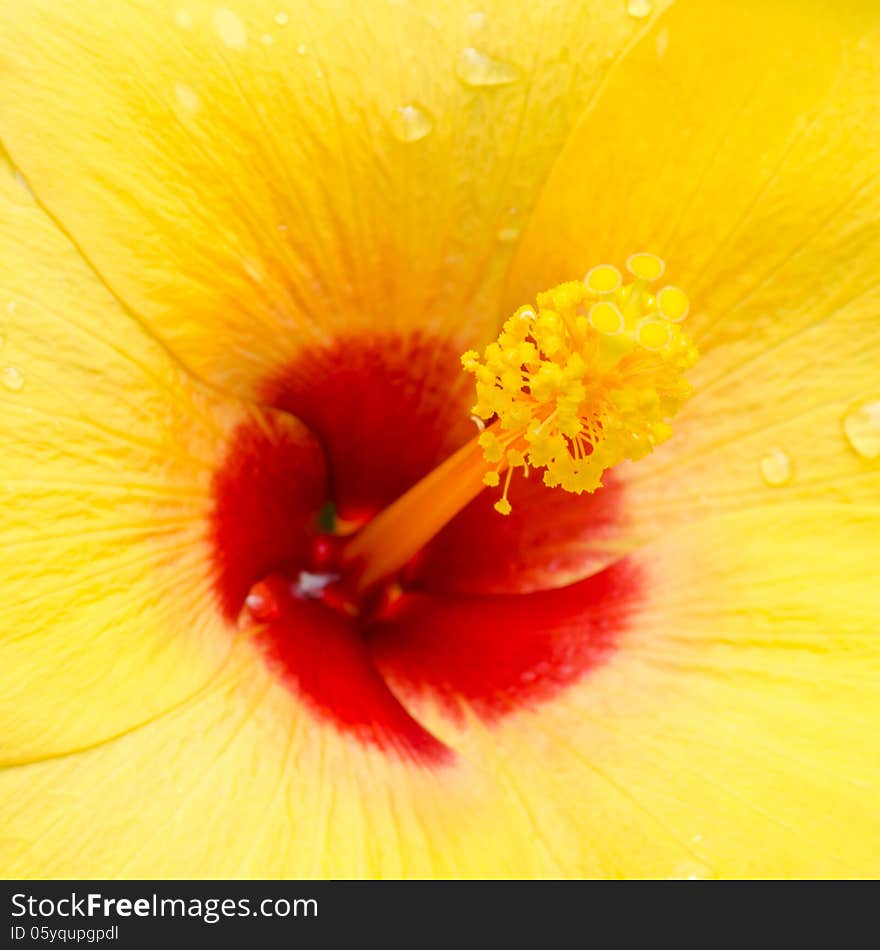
<box><xmin>210</xmin><ymin>332</ymin><xmax>641</xmax><ymax>764</ymax></box>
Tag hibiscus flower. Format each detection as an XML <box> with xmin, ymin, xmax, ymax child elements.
<box><xmin>1</xmin><ymin>0</ymin><xmax>878</xmax><ymax>879</ymax></box>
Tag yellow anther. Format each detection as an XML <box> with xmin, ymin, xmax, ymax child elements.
<box><xmin>462</xmin><ymin>255</ymin><xmax>698</xmax><ymax>514</ymax></box>
<box><xmin>626</xmin><ymin>252</ymin><xmax>666</xmax><ymax>282</ymax></box>
<box><xmin>585</xmin><ymin>264</ymin><xmax>623</xmax><ymax>295</ymax></box>
<box><xmin>657</xmin><ymin>285</ymin><xmax>690</xmax><ymax>322</ymax></box>
<box><xmin>493</xmin><ymin>466</ymin><xmax>515</xmax><ymax>516</ymax></box>
<box><xmin>478</xmin><ymin>429</ymin><xmax>504</xmax><ymax>462</ymax></box>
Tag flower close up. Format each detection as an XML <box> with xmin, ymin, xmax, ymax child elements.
<box><xmin>1</xmin><ymin>0</ymin><xmax>878</xmax><ymax>879</ymax></box>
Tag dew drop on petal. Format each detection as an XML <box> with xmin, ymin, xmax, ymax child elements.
<box><xmin>14</xmin><ymin>170</ymin><xmax>32</xmax><ymax>198</ymax></box>
<box><xmin>240</xmin><ymin>582</ymin><xmax>281</xmax><ymax>626</ymax></box>
<box><xmin>213</xmin><ymin>7</ymin><xmax>248</xmax><ymax>50</ymax></box>
<box><xmin>627</xmin><ymin>0</ymin><xmax>653</xmax><ymax>18</ymax></box>
<box><xmin>666</xmin><ymin>859</ymin><xmax>712</xmax><ymax>880</ymax></box>
<box><xmin>175</xmin><ymin>8</ymin><xmax>192</xmax><ymax>29</ymax></box>
<box><xmin>390</xmin><ymin>104</ymin><xmax>434</xmax><ymax>142</ymax></box>
<box><xmin>6</xmin><ymin>300</ymin><xmax>16</xmax><ymax>315</ymax></box>
<box><xmin>296</xmin><ymin>42</ymin><xmax>308</xmax><ymax>55</ymax></box>
<box><xmin>497</xmin><ymin>226</ymin><xmax>520</xmax><ymax>242</ymax></box>
<box><xmin>759</xmin><ymin>447</ymin><xmax>793</xmax><ymax>486</ymax></box>
<box><xmin>262</xmin><ymin>33</ymin><xmax>274</xmax><ymax>45</ymax></box>
<box><xmin>174</xmin><ymin>82</ymin><xmax>200</xmax><ymax>114</ymax></box>
<box><xmin>2</xmin><ymin>366</ymin><xmax>24</xmax><ymax>392</ymax></box>
<box><xmin>456</xmin><ymin>47</ymin><xmax>519</xmax><ymax>87</ymax></box>
<box><xmin>842</xmin><ymin>398</ymin><xmax>880</xmax><ymax>459</ymax></box>
<box><xmin>467</xmin><ymin>10</ymin><xmax>486</xmax><ymax>29</ymax></box>
<box><xmin>655</xmin><ymin>25</ymin><xmax>669</xmax><ymax>59</ymax></box>
<box><xmin>275</xmin><ymin>11</ymin><xmax>289</xmax><ymax>25</ymax></box>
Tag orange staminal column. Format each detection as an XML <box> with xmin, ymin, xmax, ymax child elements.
<box><xmin>339</xmin><ymin>420</ymin><xmax>514</xmax><ymax>595</ymax></box>
<box><xmin>337</xmin><ymin>254</ymin><xmax>697</xmax><ymax>600</ymax></box>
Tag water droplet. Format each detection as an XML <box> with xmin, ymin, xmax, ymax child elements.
<box><xmin>497</xmin><ymin>226</ymin><xmax>520</xmax><ymax>242</ymax></box>
<box><xmin>262</xmin><ymin>32</ymin><xmax>274</xmax><ymax>45</ymax></box>
<box><xmin>666</xmin><ymin>859</ymin><xmax>712</xmax><ymax>880</ymax></box>
<box><xmin>175</xmin><ymin>8</ymin><xmax>192</xmax><ymax>29</ymax></box>
<box><xmin>842</xmin><ymin>398</ymin><xmax>880</xmax><ymax>459</ymax></box>
<box><xmin>2</xmin><ymin>366</ymin><xmax>24</xmax><ymax>392</ymax></box>
<box><xmin>467</xmin><ymin>10</ymin><xmax>486</xmax><ymax>29</ymax></box>
<box><xmin>296</xmin><ymin>42</ymin><xmax>308</xmax><ymax>55</ymax></box>
<box><xmin>655</xmin><ymin>25</ymin><xmax>669</xmax><ymax>59</ymax></box>
<box><xmin>14</xmin><ymin>170</ymin><xmax>32</xmax><ymax>198</ymax></box>
<box><xmin>456</xmin><ymin>47</ymin><xmax>519</xmax><ymax>87</ymax></box>
<box><xmin>274</xmin><ymin>10</ymin><xmax>288</xmax><ymax>25</ymax></box>
<box><xmin>390</xmin><ymin>104</ymin><xmax>434</xmax><ymax>143</ymax></box>
<box><xmin>759</xmin><ymin>448</ymin><xmax>793</xmax><ymax>486</ymax></box>
<box><xmin>173</xmin><ymin>82</ymin><xmax>200</xmax><ymax>114</ymax></box>
<box><xmin>627</xmin><ymin>0</ymin><xmax>653</xmax><ymax>18</ymax></box>
<box><xmin>241</xmin><ymin>581</ymin><xmax>281</xmax><ymax>625</ymax></box>
<box><xmin>213</xmin><ymin>7</ymin><xmax>248</xmax><ymax>50</ymax></box>
<box><xmin>6</xmin><ymin>301</ymin><xmax>16</xmax><ymax>315</ymax></box>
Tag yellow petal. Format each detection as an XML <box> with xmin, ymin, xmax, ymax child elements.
<box><xmin>4</xmin><ymin>508</ymin><xmax>876</xmax><ymax>877</ymax></box>
<box><xmin>0</xmin><ymin>641</ymin><xmax>556</xmax><ymax>877</ymax></box>
<box><xmin>0</xmin><ymin>0</ymin><xmax>667</xmax><ymax>397</ymax></box>
<box><xmin>506</xmin><ymin>0</ymin><xmax>880</xmax><ymax>565</ymax></box>
<box><xmin>0</xmin><ymin>154</ymin><xmax>322</xmax><ymax>763</ymax></box>
<box><xmin>409</xmin><ymin>507</ymin><xmax>880</xmax><ymax>878</ymax></box>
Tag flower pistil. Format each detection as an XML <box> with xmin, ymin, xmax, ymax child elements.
<box><xmin>338</xmin><ymin>254</ymin><xmax>697</xmax><ymax>596</ymax></box>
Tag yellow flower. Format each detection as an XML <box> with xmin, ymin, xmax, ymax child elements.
<box><xmin>1</xmin><ymin>0</ymin><xmax>878</xmax><ymax>878</ymax></box>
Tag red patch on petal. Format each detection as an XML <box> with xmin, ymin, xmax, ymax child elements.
<box><xmin>210</xmin><ymin>412</ymin><xmax>328</xmax><ymax>621</ymax></box>
<box><xmin>263</xmin><ymin>332</ymin><xmax>474</xmax><ymax>520</ymax></box>
<box><xmin>414</xmin><ymin>470</ymin><xmax>627</xmax><ymax>595</ymax></box>
<box><xmin>246</xmin><ymin>575</ymin><xmax>452</xmax><ymax>764</ymax></box>
<box><xmin>211</xmin><ymin>332</ymin><xmax>642</xmax><ymax>762</ymax></box>
<box><xmin>367</xmin><ymin>559</ymin><xmax>641</xmax><ymax>721</ymax></box>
